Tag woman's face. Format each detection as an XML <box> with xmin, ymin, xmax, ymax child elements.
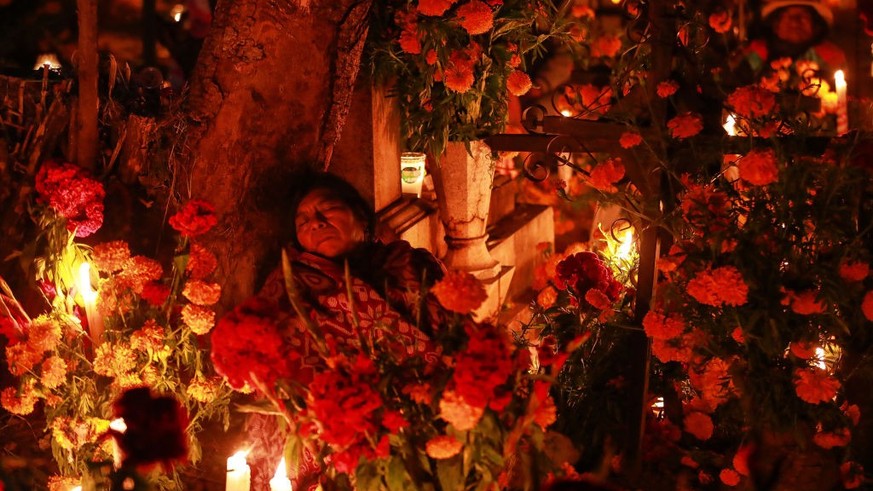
<box><xmin>295</xmin><ymin>188</ymin><xmax>365</xmax><ymax>258</ymax></box>
<box><xmin>774</xmin><ymin>6</ymin><xmax>815</xmax><ymax>45</ymax></box>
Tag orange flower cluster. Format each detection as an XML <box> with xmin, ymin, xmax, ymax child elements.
<box><xmin>92</xmin><ymin>240</ymin><xmax>131</xmax><ymax>273</ymax></box>
<box><xmin>40</xmin><ymin>356</ymin><xmax>67</xmax><ymax>389</ymax></box>
<box><xmin>684</xmin><ymin>411</ymin><xmax>714</xmax><ymax>440</ymax></box>
<box><xmin>396</xmin><ymin>8</ymin><xmax>422</xmax><ymax>54</ymax></box>
<box><xmin>863</xmin><ymin>291</ymin><xmax>873</xmax><ymax>321</ymax></box>
<box><xmin>586</xmin><ymin>158</ymin><xmax>625</xmax><ymax>192</ymax></box>
<box><xmin>813</xmin><ymin>427</ymin><xmax>851</xmax><ymax>449</ymax></box>
<box><xmin>443</xmin><ymin>43</ymin><xmax>481</xmax><ymax>93</ymax></box>
<box><xmin>642</xmin><ymin>310</ymin><xmax>686</xmax><ymax>340</ymax></box>
<box><xmin>187</xmin><ymin>377</ymin><xmax>223</xmax><ymax>403</ymax></box>
<box><xmin>738</xmin><ymin>148</ymin><xmax>779</xmax><ymax>186</ymax></box>
<box><xmin>794</xmin><ymin>368</ymin><xmax>840</xmax><ymax>404</ymax></box>
<box><xmin>418</xmin><ymin>0</ymin><xmax>454</xmax><ymax>16</ymax></box>
<box><xmin>719</xmin><ymin>468</ymin><xmax>741</xmax><ymax>486</ymax></box>
<box><xmin>117</xmin><ymin>256</ymin><xmax>164</xmax><ymax>294</ymax></box>
<box><xmin>708</xmin><ymin>10</ymin><xmax>732</xmax><ymax>34</ymax></box>
<box><xmin>182</xmin><ymin>304</ymin><xmax>216</xmax><ymax>335</ymax></box>
<box><xmin>656</xmin><ymin>80</ymin><xmax>679</xmax><ymax>98</ymax></box>
<box><xmin>439</xmin><ymin>389</ymin><xmax>485</xmax><ymax>431</ymax></box>
<box><xmin>686</xmin><ymin>266</ymin><xmax>749</xmax><ymax>307</ymax></box>
<box><xmin>456</xmin><ymin>0</ymin><xmax>493</xmax><ymax>35</ymax></box>
<box><xmin>619</xmin><ymin>131</ymin><xmax>642</xmax><ymax>149</ymax></box>
<box><xmin>839</xmin><ymin>260</ymin><xmax>869</xmax><ymax>282</ymax></box>
<box><xmin>425</xmin><ymin>435</ymin><xmax>464</xmax><ymax>459</ymax></box>
<box><xmin>130</xmin><ymin>319</ymin><xmax>166</xmax><ymax>353</ymax></box>
<box><xmin>5</xmin><ymin>316</ymin><xmax>62</xmax><ymax>376</ymax></box>
<box><xmin>782</xmin><ymin>289</ymin><xmax>826</xmax><ymax>315</ymax></box>
<box><xmin>431</xmin><ymin>270</ymin><xmax>487</xmax><ymax>314</ymax></box>
<box><xmin>590</xmin><ymin>34</ymin><xmax>622</xmax><ymax>58</ymax></box>
<box><xmin>168</xmin><ymin>200</ymin><xmax>218</xmax><ymax>238</ymax></box>
<box><xmin>507</xmin><ymin>70</ymin><xmax>532</xmax><ymax>96</ymax></box>
<box><xmin>1</xmin><ymin>382</ymin><xmax>38</xmax><ymax>415</ymax></box>
<box><xmin>182</xmin><ymin>280</ymin><xmax>222</xmax><ymax>306</ymax></box>
<box><xmin>92</xmin><ymin>343</ymin><xmax>137</xmax><ymax>378</ymax></box>
<box><xmin>667</xmin><ymin>112</ymin><xmax>703</xmax><ymax>139</ymax></box>
<box><xmin>727</xmin><ymin>85</ymin><xmax>777</xmax><ymax>119</ymax></box>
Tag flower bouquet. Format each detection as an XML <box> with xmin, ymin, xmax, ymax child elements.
<box><xmin>211</xmin><ymin>266</ymin><xmax>577</xmax><ymax>490</ymax></box>
<box><xmin>0</xmin><ymin>160</ymin><xmax>232</xmax><ymax>489</ymax></box>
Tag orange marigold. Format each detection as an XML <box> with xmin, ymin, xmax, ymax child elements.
<box><xmin>533</xmin><ymin>395</ymin><xmax>558</xmax><ymax>429</ymax></box>
<box><xmin>5</xmin><ymin>343</ymin><xmax>43</xmax><ymax>376</ymax></box>
<box><xmin>727</xmin><ymin>85</ymin><xmax>776</xmax><ymax>119</ymax></box>
<box><xmin>26</xmin><ymin>315</ymin><xmax>62</xmax><ymax>353</ymax></box>
<box><xmin>841</xmin><ymin>461</ymin><xmax>865</xmax><ymax>490</ymax></box>
<box><xmin>537</xmin><ymin>286</ymin><xmax>558</xmax><ymax>309</ymax></box>
<box><xmin>590</xmin><ymin>34</ymin><xmax>622</xmax><ymax>58</ymax></box>
<box><xmin>426</xmin><ymin>49</ymin><xmax>438</xmax><ymax>65</ymax></box>
<box><xmin>787</xmin><ymin>290</ymin><xmax>825</xmax><ymax>315</ymax></box>
<box><xmin>418</xmin><ymin>0</ymin><xmax>455</xmax><ymax>16</ymax></box>
<box><xmin>443</xmin><ymin>63</ymin><xmax>475</xmax><ymax>93</ymax></box>
<box><xmin>789</xmin><ymin>341</ymin><xmax>816</xmax><ymax>360</ymax></box>
<box><xmin>187</xmin><ymin>377</ymin><xmax>222</xmax><ymax>403</ymax></box>
<box><xmin>733</xmin><ymin>443</ymin><xmax>753</xmax><ymax>476</ymax></box>
<box><xmin>584</xmin><ymin>289</ymin><xmax>612</xmax><ymax>310</ymax></box>
<box><xmin>456</xmin><ymin>0</ymin><xmax>493</xmax><ymax>35</ymax></box>
<box><xmin>182</xmin><ymin>304</ymin><xmax>215</xmax><ymax>335</ymax></box>
<box><xmin>586</xmin><ymin>158</ymin><xmax>625</xmax><ymax>192</ymax></box>
<box><xmin>686</xmin><ymin>266</ymin><xmax>749</xmax><ymax>307</ymax></box>
<box><xmin>642</xmin><ymin>310</ymin><xmax>686</xmax><ymax>340</ymax></box>
<box><xmin>709</xmin><ymin>10</ymin><xmax>732</xmax><ymax>33</ymax></box>
<box><xmin>431</xmin><ymin>270</ymin><xmax>487</xmax><ymax>314</ymax></box>
<box><xmin>130</xmin><ymin>319</ymin><xmax>165</xmax><ymax>352</ymax></box>
<box><xmin>439</xmin><ymin>389</ymin><xmax>484</xmax><ymax>431</ymax></box>
<box><xmin>738</xmin><ymin>148</ymin><xmax>779</xmax><ymax>186</ymax></box>
<box><xmin>48</xmin><ymin>476</ymin><xmax>81</xmax><ymax>491</ymax></box>
<box><xmin>187</xmin><ymin>243</ymin><xmax>218</xmax><ymax>279</ymax></box>
<box><xmin>684</xmin><ymin>411</ymin><xmax>714</xmax><ymax>441</ymax></box>
<box><xmin>813</xmin><ymin>427</ymin><xmax>851</xmax><ymax>449</ymax></box>
<box><xmin>651</xmin><ymin>337</ymin><xmax>693</xmax><ymax>364</ymax></box>
<box><xmin>667</xmin><ymin>112</ymin><xmax>703</xmax><ymax>139</ymax></box>
<box><xmin>719</xmin><ymin>468</ymin><xmax>741</xmax><ymax>487</ymax></box>
<box><xmin>92</xmin><ymin>240</ymin><xmax>131</xmax><ymax>273</ymax></box>
<box><xmin>402</xmin><ymin>382</ymin><xmax>433</xmax><ymax>405</ymax></box>
<box><xmin>92</xmin><ymin>343</ymin><xmax>136</xmax><ymax>377</ymax></box>
<box><xmin>1</xmin><ymin>384</ymin><xmax>38</xmax><ymax>415</ymax></box>
<box><xmin>731</xmin><ymin>327</ymin><xmax>745</xmax><ymax>343</ymax></box>
<box><xmin>40</xmin><ymin>355</ymin><xmax>67</xmax><ymax>389</ymax></box>
<box><xmin>183</xmin><ymin>279</ymin><xmax>222</xmax><ymax>306</ymax></box>
<box><xmin>399</xmin><ymin>28</ymin><xmax>422</xmax><ymax>55</ymax></box>
<box><xmin>656</xmin><ymin>80</ymin><xmax>679</xmax><ymax>98</ymax></box>
<box><xmin>507</xmin><ymin>70</ymin><xmax>532</xmax><ymax>96</ymax></box>
<box><xmin>619</xmin><ymin>131</ymin><xmax>642</xmax><ymax>149</ymax></box>
<box><xmin>864</xmin><ymin>291</ymin><xmax>873</xmax><ymax>322</ymax></box>
<box><xmin>794</xmin><ymin>368</ymin><xmax>840</xmax><ymax>404</ymax></box>
<box><xmin>118</xmin><ymin>256</ymin><xmax>163</xmax><ymax>294</ymax></box>
<box><xmin>425</xmin><ymin>435</ymin><xmax>464</xmax><ymax>459</ymax></box>
<box><xmin>839</xmin><ymin>260</ymin><xmax>869</xmax><ymax>282</ymax></box>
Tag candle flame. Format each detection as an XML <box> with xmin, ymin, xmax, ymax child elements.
<box><xmin>171</xmin><ymin>4</ymin><xmax>185</xmax><ymax>22</ymax></box>
<box><xmin>70</xmin><ymin>486</ymin><xmax>82</xmax><ymax>491</ymax></box>
<box><xmin>33</xmin><ymin>53</ymin><xmax>62</xmax><ymax>70</ymax></box>
<box><xmin>228</xmin><ymin>450</ymin><xmax>249</xmax><ymax>471</ymax></box>
<box><xmin>110</xmin><ymin>417</ymin><xmax>127</xmax><ymax>433</ymax></box>
<box><xmin>560</xmin><ymin>109</ymin><xmax>573</xmax><ymax>117</ymax></box>
<box><xmin>835</xmin><ymin>69</ymin><xmax>845</xmax><ymax>86</ymax></box>
<box><xmin>77</xmin><ymin>262</ymin><xmax>98</xmax><ymax>304</ymax></box>
<box><xmin>723</xmin><ymin>113</ymin><xmax>737</xmax><ymax>136</ymax></box>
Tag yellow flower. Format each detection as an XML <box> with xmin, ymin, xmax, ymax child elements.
<box><xmin>27</xmin><ymin>315</ymin><xmax>62</xmax><ymax>353</ymax></box>
<box><xmin>92</xmin><ymin>343</ymin><xmax>137</xmax><ymax>377</ymax></box>
<box><xmin>1</xmin><ymin>383</ymin><xmax>38</xmax><ymax>415</ymax></box>
<box><xmin>5</xmin><ymin>342</ymin><xmax>44</xmax><ymax>376</ymax></box>
<box><xmin>50</xmin><ymin>418</ymin><xmax>76</xmax><ymax>451</ymax></box>
<box><xmin>426</xmin><ymin>435</ymin><xmax>464</xmax><ymax>459</ymax></box>
<box><xmin>187</xmin><ymin>377</ymin><xmax>222</xmax><ymax>403</ymax></box>
<box><xmin>130</xmin><ymin>319</ymin><xmax>166</xmax><ymax>353</ymax></box>
<box><xmin>40</xmin><ymin>356</ymin><xmax>67</xmax><ymax>389</ymax></box>
<box><xmin>439</xmin><ymin>390</ymin><xmax>484</xmax><ymax>431</ymax></box>
<box><xmin>182</xmin><ymin>304</ymin><xmax>215</xmax><ymax>335</ymax></box>
<box><xmin>92</xmin><ymin>240</ymin><xmax>131</xmax><ymax>273</ymax></box>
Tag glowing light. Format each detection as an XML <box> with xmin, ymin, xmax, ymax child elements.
<box><xmin>613</xmin><ymin>226</ymin><xmax>635</xmax><ymax>263</ymax></box>
<box><xmin>33</xmin><ymin>53</ymin><xmax>62</xmax><ymax>70</ymax></box>
<box><xmin>110</xmin><ymin>418</ymin><xmax>127</xmax><ymax>433</ymax></box>
<box><xmin>814</xmin><ymin>347</ymin><xmax>827</xmax><ymax>370</ymax></box>
<box><xmin>270</xmin><ymin>457</ymin><xmax>293</xmax><ymax>491</ymax></box>
<box><xmin>723</xmin><ymin>113</ymin><xmax>737</xmax><ymax>136</ymax></box>
<box><xmin>171</xmin><ymin>4</ymin><xmax>185</xmax><ymax>22</ymax></box>
<box><xmin>560</xmin><ymin>109</ymin><xmax>573</xmax><ymax>117</ymax></box>
<box><xmin>227</xmin><ymin>450</ymin><xmax>252</xmax><ymax>491</ymax></box>
<box><xmin>77</xmin><ymin>262</ymin><xmax>98</xmax><ymax>304</ymax></box>
<box><xmin>71</xmin><ymin>486</ymin><xmax>82</xmax><ymax>491</ymax></box>
<box><xmin>651</xmin><ymin>396</ymin><xmax>665</xmax><ymax>417</ymax></box>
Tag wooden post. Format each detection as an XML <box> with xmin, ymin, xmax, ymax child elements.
<box><xmin>76</xmin><ymin>0</ymin><xmax>99</xmax><ymax>171</ymax></box>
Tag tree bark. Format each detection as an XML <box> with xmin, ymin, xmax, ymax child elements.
<box><xmin>184</xmin><ymin>0</ymin><xmax>373</xmax><ymax>309</ymax></box>
<box><xmin>76</xmin><ymin>0</ymin><xmax>99</xmax><ymax>171</ymax></box>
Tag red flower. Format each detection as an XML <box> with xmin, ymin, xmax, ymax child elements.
<box><xmin>182</xmin><ymin>280</ymin><xmax>222</xmax><ymax>306</ymax></box>
<box><xmin>444</xmin><ymin>63</ymin><xmax>475</xmax><ymax>93</ymax></box>
<box><xmin>426</xmin><ymin>435</ymin><xmax>463</xmax><ymax>459</ymax></box>
<box><xmin>686</xmin><ymin>266</ymin><xmax>748</xmax><ymax>307</ymax></box>
<box><xmin>619</xmin><ymin>131</ymin><xmax>643</xmax><ymax>149</ymax></box>
<box><xmin>507</xmin><ymin>70</ymin><xmax>532</xmax><ymax>96</ymax></box>
<box><xmin>839</xmin><ymin>260</ymin><xmax>869</xmax><ymax>282</ymax></box>
<box><xmin>841</xmin><ymin>461</ymin><xmax>865</xmax><ymax>489</ymax></box>
<box><xmin>418</xmin><ymin>0</ymin><xmax>455</xmax><ymax>16</ymax></box>
<box><xmin>399</xmin><ymin>28</ymin><xmax>421</xmax><ymax>54</ymax></box>
<box><xmin>864</xmin><ymin>291</ymin><xmax>873</xmax><ymax>321</ymax></box>
<box><xmin>794</xmin><ymin>368</ymin><xmax>840</xmax><ymax>404</ymax></box>
<box><xmin>656</xmin><ymin>80</ymin><xmax>679</xmax><ymax>98</ymax></box>
<box><xmin>451</xmin><ymin>323</ymin><xmax>514</xmax><ymax>409</ymax></box>
<box><xmin>643</xmin><ymin>310</ymin><xmax>686</xmax><ymax>340</ymax></box>
<box><xmin>141</xmin><ymin>281</ymin><xmax>171</xmax><ymax>306</ymax></box>
<box><xmin>813</xmin><ymin>427</ymin><xmax>851</xmax><ymax>449</ymax></box>
<box><xmin>456</xmin><ymin>0</ymin><xmax>493</xmax><ymax>35</ymax></box>
<box><xmin>667</xmin><ymin>112</ymin><xmax>703</xmax><ymax>139</ymax></box>
<box><xmin>211</xmin><ymin>297</ymin><xmax>299</xmax><ymax>390</ymax></box>
<box><xmin>727</xmin><ymin>85</ymin><xmax>776</xmax><ymax>119</ymax></box>
<box><xmin>590</xmin><ymin>35</ymin><xmax>622</xmax><ymax>58</ymax></box>
<box><xmin>719</xmin><ymin>468</ymin><xmax>741</xmax><ymax>487</ymax></box>
<box><xmin>555</xmin><ymin>252</ymin><xmax>622</xmax><ymax>303</ymax></box>
<box><xmin>586</xmin><ymin>158</ymin><xmax>625</xmax><ymax>192</ymax></box>
<box><xmin>684</xmin><ymin>411</ymin><xmax>714</xmax><ymax>440</ymax></box>
<box><xmin>431</xmin><ymin>270</ymin><xmax>487</xmax><ymax>314</ymax></box>
<box><xmin>169</xmin><ymin>200</ymin><xmax>218</xmax><ymax>238</ymax></box>
<box><xmin>709</xmin><ymin>10</ymin><xmax>732</xmax><ymax>34</ymax></box>
<box><xmin>186</xmin><ymin>243</ymin><xmax>218</xmax><ymax>279</ymax></box>
<box><xmin>738</xmin><ymin>148</ymin><xmax>779</xmax><ymax>186</ymax></box>
<box><xmin>35</xmin><ymin>160</ymin><xmax>105</xmax><ymax>237</ymax></box>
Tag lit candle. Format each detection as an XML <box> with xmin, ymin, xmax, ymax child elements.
<box><xmin>723</xmin><ymin>113</ymin><xmax>737</xmax><ymax>136</ymax></box>
<box><xmin>226</xmin><ymin>450</ymin><xmax>251</xmax><ymax>491</ymax></box>
<box><xmin>76</xmin><ymin>262</ymin><xmax>103</xmax><ymax>344</ymax></box>
<box><xmin>834</xmin><ymin>70</ymin><xmax>848</xmax><ymax>135</ymax></box>
<box><xmin>270</xmin><ymin>457</ymin><xmax>293</xmax><ymax>491</ymax></box>
<box><xmin>109</xmin><ymin>417</ymin><xmax>127</xmax><ymax>468</ymax></box>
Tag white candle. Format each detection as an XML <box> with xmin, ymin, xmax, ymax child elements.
<box><xmin>226</xmin><ymin>450</ymin><xmax>251</xmax><ymax>491</ymax></box>
<box><xmin>109</xmin><ymin>417</ymin><xmax>127</xmax><ymax>468</ymax></box>
<box><xmin>834</xmin><ymin>70</ymin><xmax>848</xmax><ymax>135</ymax></box>
<box><xmin>77</xmin><ymin>262</ymin><xmax>103</xmax><ymax>343</ymax></box>
<box><xmin>270</xmin><ymin>457</ymin><xmax>293</xmax><ymax>491</ymax></box>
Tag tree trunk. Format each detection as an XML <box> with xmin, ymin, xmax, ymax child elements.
<box><xmin>184</xmin><ymin>0</ymin><xmax>373</xmax><ymax>308</ymax></box>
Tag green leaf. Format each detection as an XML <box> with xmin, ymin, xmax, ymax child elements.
<box><xmin>435</xmin><ymin>454</ymin><xmax>464</xmax><ymax>491</ymax></box>
<box><xmin>356</xmin><ymin>460</ymin><xmax>382</xmax><ymax>491</ymax></box>
<box><xmin>386</xmin><ymin>455</ymin><xmax>410</xmax><ymax>491</ymax></box>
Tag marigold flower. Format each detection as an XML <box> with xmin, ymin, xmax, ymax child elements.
<box><xmin>642</xmin><ymin>310</ymin><xmax>686</xmax><ymax>340</ymax></box>
<box><xmin>402</xmin><ymin>382</ymin><xmax>434</xmax><ymax>404</ymax></box>
<box><xmin>787</xmin><ymin>290</ymin><xmax>825</xmax><ymax>315</ymax></box>
<box><xmin>187</xmin><ymin>377</ymin><xmax>222</xmax><ymax>403</ymax></box>
<box><xmin>733</xmin><ymin>443</ymin><xmax>753</xmax><ymax>476</ymax></box>
<box><xmin>709</xmin><ymin>10</ymin><xmax>732</xmax><ymax>33</ymax></box>
<box><xmin>27</xmin><ymin>315</ymin><xmax>62</xmax><ymax>353</ymax></box>
<box><xmin>719</xmin><ymin>468</ymin><xmax>741</xmax><ymax>487</ymax></box>
<box><xmin>727</xmin><ymin>85</ymin><xmax>776</xmax><ymax>119</ymax></box>
<box><xmin>431</xmin><ymin>270</ymin><xmax>487</xmax><ymax>314</ymax></box>
<box><xmin>418</xmin><ymin>0</ymin><xmax>455</xmax><ymax>16</ymax></box>
<box><xmin>586</xmin><ymin>158</ymin><xmax>625</xmax><ymax>192</ymax></box>
<box><xmin>425</xmin><ymin>49</ymin><xmax>438</xmax><ymax>65</ymax></box>
<box><xmin>92</xmin><ymin>241</ymin><xmax>131</xmax><ymax>273</ymax></box>
<box><xmin>443</xmin><ymin>63</ymin><xmax>475</xmax><ymax>93</ymax></box>
<box><xmin>168</xmin><ymin>200</ymin><xmax>218</xmax><ymax>238</ymax></box>
<box><xmin>656</xmin><ymin>80</ymin><xmax>679</xmax><ymax>98</ymax></box>
<box><xmin>684</xmin><ymin>411</ymin><xmax>714</xmax><ymax>440</ymax></box>
<box><xmin>439</xmin><ymin>390</ymin><xmax>484</xmax><ymax>431</ymax></box>
<box><xmin>118</xmin><ymin>256</ymin><xmax>163</xmax><ymax>294</ymax></box>
<box><xmin>667</xmin><ymin>112</ymin><xmax>703</xmax><ymax>139</ymax></box>
<box><xmin>399</xmin><ymin>28</ymin><xmax>422</xmax><ymax>55</ymax></box>
<box><xmin>789</xmin><ymin>341</ymin><xmax>816</xmax><ymax>360</ymax></box>
<box><xmin>619</xmin><ymin>131</ymin><xmax>642</xmax><ymax>149</ymax></box>
<box><xmin>794</xmin><ymin>368</ymin><xmax>840</xmax><ymax>404</ymax></box>
<box><xmin>130</xmin><ymin>319</ymin><xmax>166</xmax><ymax>353</ymax></box>
<box><xmin>456</xmin><ymin>0</ymin><xmax>493</xmax><ymax>35</ymax></box>
<box><xmin>186</xmin><ymin>243</ymin><xmax>218</xmax><ymax>279</ymax></box>
<box><xmin>584</xmin><ymin>288</ymin><xmax>612</xmax><ymax>310</ymax></box>
<box><xmin>738</xmin><ymin>148</ymin><xmax>779</xmax><ymax>186</ymax></box>
<box><xmin>40</xmin><ymin>356</ymin><xmax>67</xmax><ymax>389</ymax></box>
<box><xmin>507</xmin><ymin>70</ymin><xmax>532</xmax><ymax>96</ymax></box>
<box><xmin>5</xmin><ymin>343</ymin><xmax>43</xmax><ymax>376</ymax></box>
<box><xmin>48</xmin><ymin>475</ymin><xmax>81</xmax><ymax>491</ymax></box>
<box><xmin>532</xmin><ymin>394</ymin><xmax>557</xmax><ymax>429</ymax></box>
<box><xmin>537</xmin><ymin>286</ymin><xmax>558</xmax><ymax>309</ymax></box>
<box><xmin>839</xmin><ymin>260</ymin><xmax>869</xmax><ymax>282</ymax></box>
<box><xmin>651</xmin><ymin>337</ymin><xmax>693</xmax><ymax>363</ymax></box>
<box><xmin>864</xmin><ymin>291</ymin><xmax>873</xmax><ymax>322</ymax></box>
<box><xmin>141</xmin><ymin>281</ymin><xmax>171</xmax><ymax>307</ymax></box>
<box><xmin>426</xmin><ymin>435</ymin><xmax>464</xmax><ymax>459</ymax></box>
<box><xmin>182</xmin><ymin>304</ymin><xmax>215</xmax><ymax>335</ymax></box>
<box><xmin>731</xmin><ymin>327</ymin><xmax>745</xmax><ymax>343</ymax></box>
<box><xmin>841</xmin><ymin>461</ymin><xmax>864</xmax><ymax>489</ymax></box>
<box><xmin>813</xmin><ymin>427</ymin><xmax>851</xmax><ymax>449</ymax></box>
<box><xmin>93</xmin><ymin>343</ymin><xmax>137</xmax><ymax>377</ymax></box>
<box><xmin>591</xmin><ymin>35</ymin><xmax>622</xmax><ymax>58</ymax></box>
<box><xmin>50</xmin><ymin>418</ymin><xmax>76</xmax><ymax>451</ymax></box>
<box><xmin>182</xmin><ymin>280</ymin><xmax>222</xmax><ymax>306</ymax></box>
<box><xmin>686</xmin><ymin>266</ymin><xmax>748</xmax><ymax>307</ymax></box>
<box><xmin>1</xmin><ymin>384</ymin><xmax>38</xmax><ymax>415</ymax></box>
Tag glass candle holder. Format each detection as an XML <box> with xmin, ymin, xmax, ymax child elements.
<box><xmin>400</xmin><ymin>152</ymin><xmax>427</xmax><ymax>198</ymax></box>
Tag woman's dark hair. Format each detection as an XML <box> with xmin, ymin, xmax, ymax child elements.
<box><xmin>287</xmin><ymin>170</ymin><xmax>377</xmax><ymax>250</ymax></box>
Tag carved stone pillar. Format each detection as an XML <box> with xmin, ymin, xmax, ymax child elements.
<box><xmin>431</xmin><ymin>140</ymin><xmax>513</xmax><ymax>320</ymax></box>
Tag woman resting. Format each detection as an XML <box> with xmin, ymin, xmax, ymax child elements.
<box><xmin>242</xmin><ymin>171</ymin><xmax>456</xmax><ymax>489</ymax></box>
